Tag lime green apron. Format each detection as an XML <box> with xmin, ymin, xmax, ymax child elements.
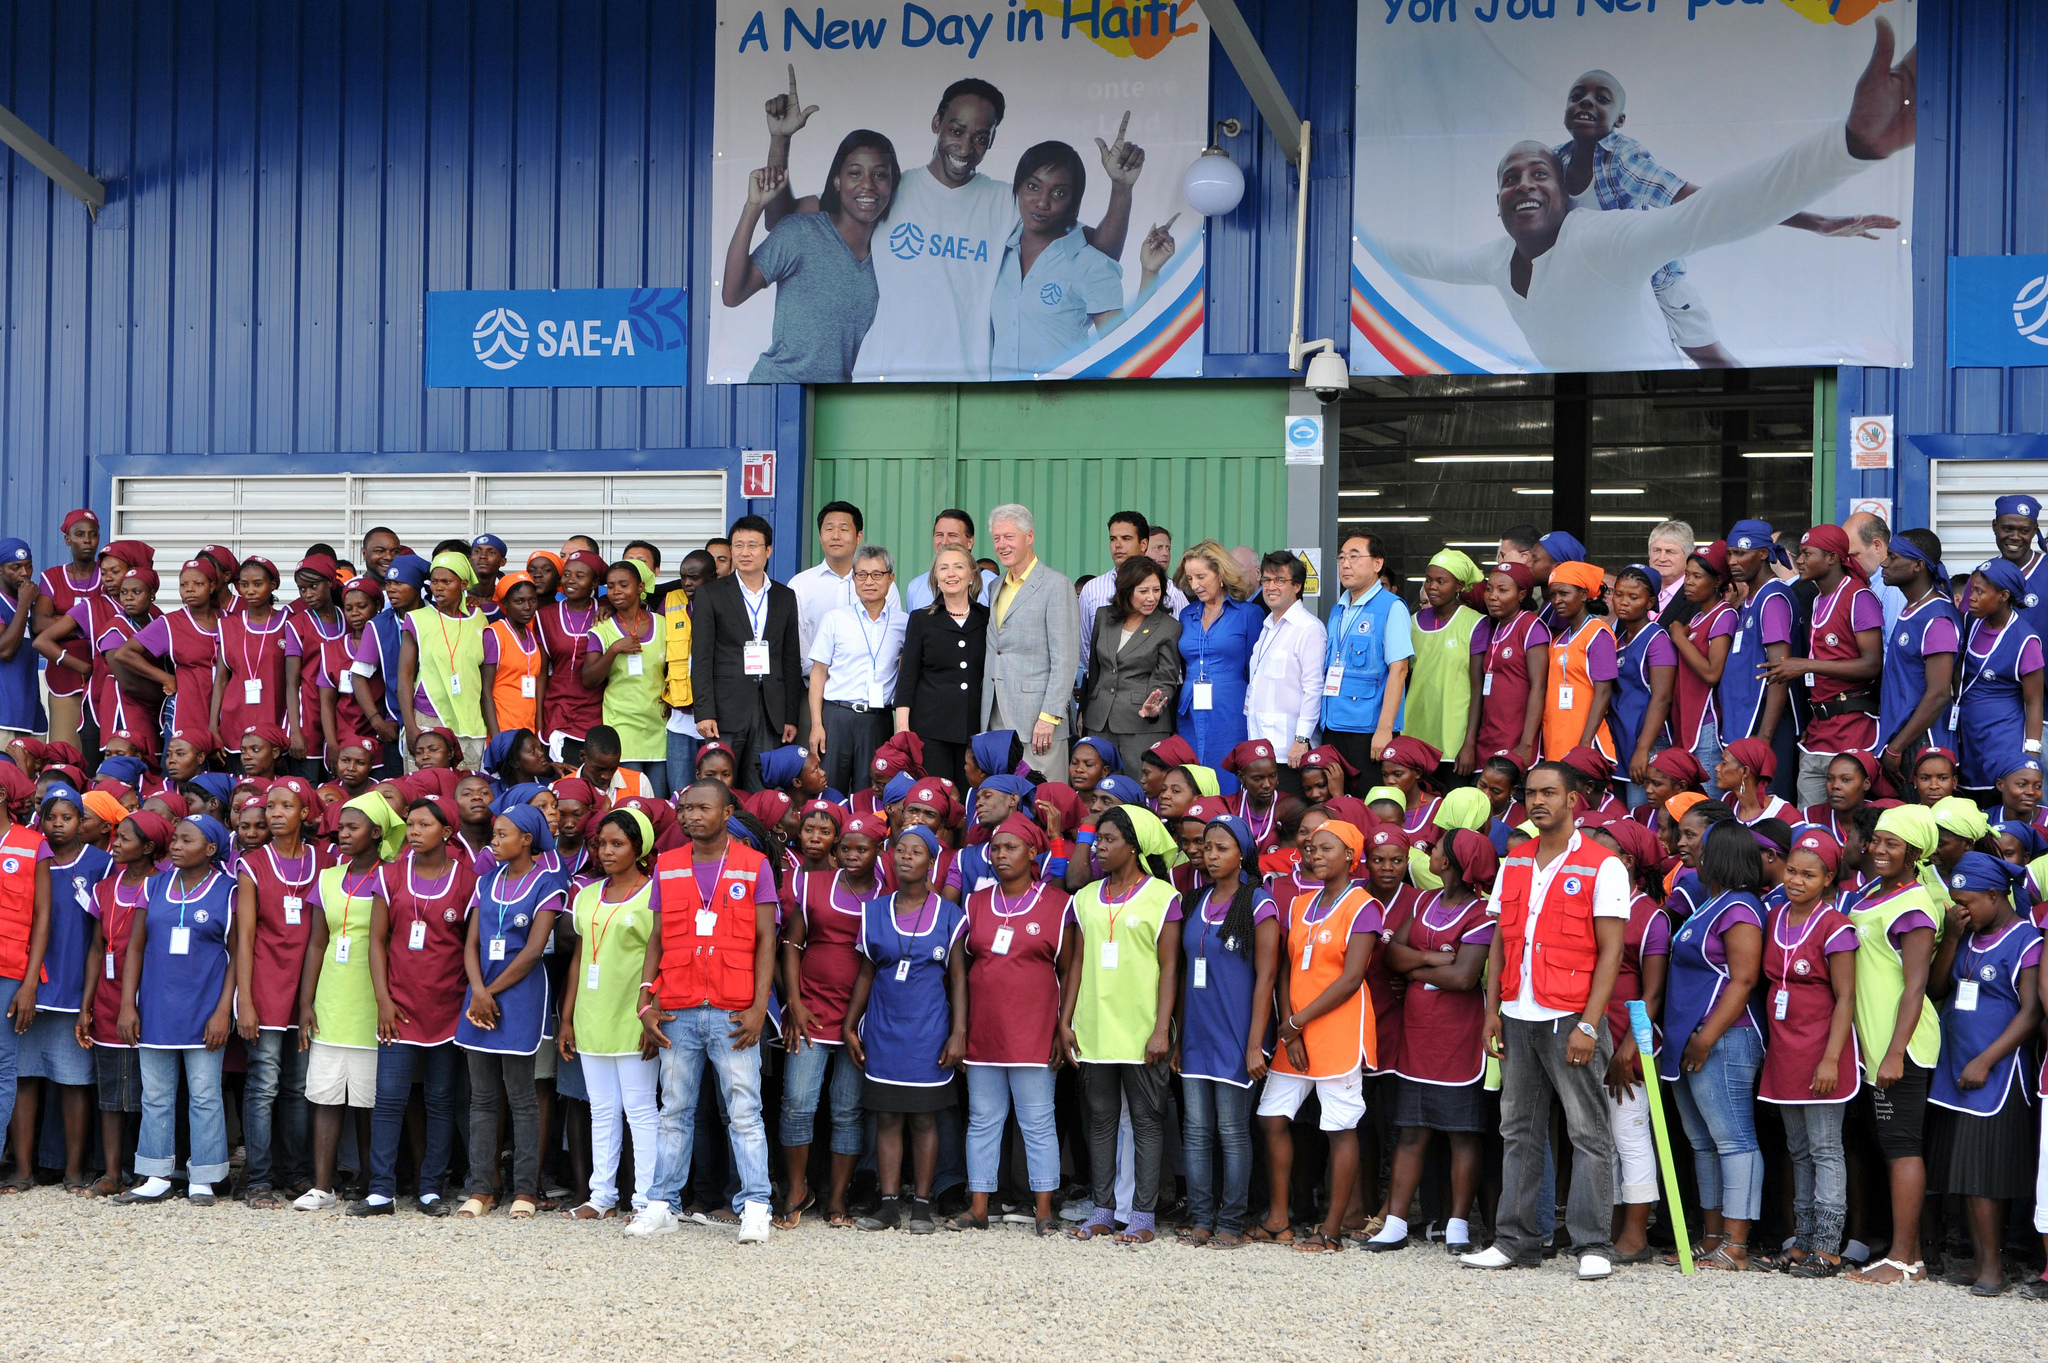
<box><xmin>591</xmin><ymin>615</ymin><xmax>669</xmax><ymax>762</ymax></box>
<box><xmin>1070</xmin><ymin>876</ymin><xmax>1178</xmax><ymax>1063</ymax></box>
<box><xmin>570</xmin><ymin>880</ymin><xmax>656</xmax><ymax>1055</ymax></box>
<box><xmin>1402</xmin><ymin>603</ymin><xmax>1482</xmax><ymax>759</ymax></box>
<box><xmin>312</xmin><ymin>864</ymin><xmax>378</xmax><ymax>1049</ymax></box>
<box><xmin>1847</xmin><ymin>884</ymin><xmax>1942</xmax><ymax>1071</ymax></box>
<box><xmin>407</xmin><ymin>604</ymin><xmax>488</xmax><ymax>737</ymax></box>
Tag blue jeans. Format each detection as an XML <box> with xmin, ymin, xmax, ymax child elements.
<box><xmin>647</xmin><ymin>1006</ymin><xmax>770</xmax><ymax>1214</ymax></box>
<box><xmin>368</xmin><ymin>1041</ymin><xmax>461</xmax><ymax>1199</ymax></box>
<box><xmin>780</xmin><ymin>1042</ymin><xmax>863</xmax><ymax>1155</ymax></box>
<box><xmin>1181</xmin><ymin>1076</ymin><xmax>1255</xmax><ymax>1233</ymax></box>
<box><xmin>666</xmin><ymin>726</ymin><xmax>699</xmax><ymax>791</ymax></box>
<box><xmin>137</xmin><ymin>1047</ymin><xmax>229</xmax><ymax>1183</ymax></box>
<box><xmin>0</xmin><ymin>977</ymin><xmax>18</xmax><ymax>1141</ymax></box>
<box><xmin>623</xmin><ymin>758</ymin><xmax>669</xmax><ymax>800</ymax></box>
<box><xmin>1780</xmin><ymin>1100</ymin><xmax>1848</xmax><ymax>1256</ymax></box>
<box><xmin>965</xmin><ymin>1063</ymin><xmax>1060</xmax><ymax>1195</ymax></box>
<box><xmin>1693</xmin><ymin>717</ymin><xmax>1723</xmax><ymax>802</ymax></box>
<box><xmin>242</xmin><ymin>1028</ymin><xmax>310</xmax><ymax>1188</ymax></box>
<box><xmin>1673</xmin><ymin>1024</ymin><xmax>1764</xmax><ymax>1223</ymax></box>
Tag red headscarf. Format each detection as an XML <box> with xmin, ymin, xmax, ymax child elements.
<box><xmin>1029</xmin><ymin>781</ymin><xmax>1086</xmax><ymax>837</ymax></box>
<box><xmin>1446</xmin><ymin>827</ymin><xmax>1501</xmax><ymax>892</ymax></box>
<box><xmin>742</xmin><ymin>789</ymin><xmax>793</xmax><ymax>832</ymax></box>
<box><xmin>239</xmin><ymin>722</ymin><xmax>290</xmax><ymax>751</ymax></box>
<box><xmin>1562</xmin><ymin>745</ymin><xmax>1613</xmax><ymax>784</ymax></box>
<box><xmin>1221</xmin><ymin>739</ymin><xmax>1278</xmax><ymax>774</ymax></box>
<box><xmin>1648</xmin><ymin>748</ymin><xmax>1707</xmax><ymax>787</ymax></box>
<box><xmin>125</xmin><ymin>809</ymin><xmax>176</xmax><ymax>855</ymax></box>
<box><xmin>1722</xmin><ymin>737</ymin><xmax>1778</xmax><ymax>784</ymax></box>
<box><xmin>1491</xmin><ymin>562</ymin><xmax>1535</xmax><ymax>594</ymax></box>
<box><xmin>872</xmin><ymin>731</ymin><xmax>926</xmax><ymax>781</ymax></box>
<box><xmin>1798</xmin><ymin>525</ymin><xmax>1868</xmax><ymax>583</ymax></box>
<box><xmin>1321</xmin><ymin>795</ymin><xmax>1377</xmax><ymax>835</ymax></box>
<box><xmin>798</xmin><ymin>798</ymin><xmax>846</xmax><ymax>833</ymax></box>
<box><xmin>1299</xmin><ymin>745</ymin><xmax>1359</xmax><ymax>779</ymax></box>
<box><xmin>0</xmin><ymin>761</ymin><xmax>36</xmax><ymax>817</ymax></box>
<box><xmin>1378</xmin><ymin>736</ymin><xmax>1441</xmax><ymax>776</ymax></box>
<box><xmin>992</xmin><ymin>812</ymin><xmax>1049</xmax><ymax>854</ymax></box>
<box><xmin>1143</xmin><ymin>736</ymin><xmax>1199</xmax><ymax>771</ymax></box>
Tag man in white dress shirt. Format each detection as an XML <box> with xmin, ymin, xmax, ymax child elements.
<box><xmin>904</xmin><ymin>507</ymin><xmax>999</xmax><ymax>611</ymax></box>
<box><xmin>1076</xmin><ymin>511</ymin><xmax>1188</xmax><ymax>678</ymax></box>
<box><xmin>1245</xmin><ymin>551</ymin><xmax>1327</xmax><ymax>794</ymax></box>
<box><xmin>807</xmin><ymin>545</ymin><xmax>907</xmax><ymax>795</ymax></box>
<box><xmin>1385</xmin><ymin>22</ymin><xmax>1916</xmax><ymax>370</ymax></box>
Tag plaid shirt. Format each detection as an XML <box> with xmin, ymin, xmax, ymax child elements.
<box><xmin>1554</xmin><ymin>131</ymin><xmax>1688</xmax><ymax>290</ymax></box>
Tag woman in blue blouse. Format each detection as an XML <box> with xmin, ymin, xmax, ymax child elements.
<box><xmin>1175</xmin><ymin>541</ymin><xmax>1261</xmax><ymax>774</ymax></box>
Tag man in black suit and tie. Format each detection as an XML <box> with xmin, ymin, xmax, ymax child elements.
<box><xmin>691</xmin><ymin>514</ymin><xmax>802</xmax><ymax>791</ymax></box>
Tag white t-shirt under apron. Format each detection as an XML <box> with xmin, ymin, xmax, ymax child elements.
<box><xmin>855</xmin><ymin>168</ymin><xmax>1017</xmax><ymax>382</ymax></box>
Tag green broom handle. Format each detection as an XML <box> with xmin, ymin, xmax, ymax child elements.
<box><xmin>1627</xmin><ymin>999</ymin><xmax>1692</xmax><ymax>1274</ymax></box>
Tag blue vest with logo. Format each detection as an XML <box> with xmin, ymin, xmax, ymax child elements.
<box><xmin>1717</xmin><ymin>578</ymin><xmax>1806</xmax><ymax>740</ymax></box>
<box><xmin>1323</xmin><ymin>588</ymin><xmax>1404</xmax><ymax>735</ymax></box>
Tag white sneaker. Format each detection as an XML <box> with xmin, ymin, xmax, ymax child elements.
<box><xmin>1577</xmin><ymin>1253</ymin><xmax>1613</xmax><ymax>1280</ymax></box>
<box><xmin>292</xmin><ymin>1188</ymin><xmax>338</xmax><ymax>1212</ymax></box>
<box><xmin>737</xmin><ymin>1200</ymin><xmax>772</xmax><ymax>1244</ymax></box>
<box><xmin>1459</xmin><ymin>1245</ymin><xmax>1515</xmax><ymax>1269</ymax></box>
<box><xmin>624</xmin><ymin>1203</ymin><xmax>678</xmax><ymax>1237</ymax></box>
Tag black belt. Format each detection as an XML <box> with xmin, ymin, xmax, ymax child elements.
<box><xmin>1809</xmin><ymin>684</ymin><xmax>1879</xmax><ymax>721</ymax></box>
<box><xmin>825</xmin><ymin>699</ymin><xmax>877</xmax><ymax>714</ymax></box>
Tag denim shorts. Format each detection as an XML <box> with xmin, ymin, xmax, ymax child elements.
<box><xmin>18</xmin><ymin>1009</ymin><xmax>93</xmax><ymax>1085</ymax></box>
<box><xmin>94</xmin><ymin>1046</ymin><xmax>143</xmax><ymax>1113</ymax></box>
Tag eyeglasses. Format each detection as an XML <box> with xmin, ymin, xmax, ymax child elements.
<box><xmin>852</xmin><ymin>571</ymin><xmax>893</xmax><ymax>583</ymax></box>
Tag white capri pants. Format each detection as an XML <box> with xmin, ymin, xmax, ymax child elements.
<box><xmin>1256</xmin><ymin>1070</ymin><xmax>1366</xmax><ymax>1132</ymax></box>
<box><xmin>582</xmin><ymin>1052</ymin><xmax>659</xmax><ymax>1212</ymax></box>
<box><xmin>1609</xmin><ymin>1082</ymin><xmax>1658</xmax><ymax>1204</ymax></box>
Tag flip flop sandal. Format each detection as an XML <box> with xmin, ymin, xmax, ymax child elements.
<box><xmin>1245</xmin><ymin>1220</ymin><xmax>1295</xmax><ymax>1246</ymax></box>
<box><xmin>1209</xmin><ymin>1231</ymin><xmax>1246</xmax><ymax>1249</ymax></box>
<box><xmin>456</xmin><ymin>1197</ymin><xmax>492</xmax><ymax>1219</ymax></box>
<box><xmin>1034</xmin><ymin>1217</ymin><xmax>1060</xmax><ymax>1237</ymax></box>
<box><xmin>86</xmin><ymin>1175</ymin><xmax>122</xmax><ymax>1198</ymax></box>
<box><xmin>508</xmin><ymin>1198</ymin><xmax>537</xmax><ymax>1220</ymax></box>
<box><xmin>1293</xmin><ymin>1231</ymin><xmax>1343</xmax><ymax>1254</ymax></box>
<box><xmin>944</xmin><ymin>1212</ymin><xmax>989</xmax><ymax>1232</ymax></box>
<box><xmin>1663</xmin><ymin>1237</ymin><xmax>1722</xmax><ymax>1267</ymax></box>
<box><xmin>1848</xmin><ymin>1257</ymin><xmax>1924</xmax><ymax>1284</ymax></box>
<box><xmin>1069</xmin><ymin>1220</ymin><xmax>1118</xmax><ymax>1240</ymax></box>
<box><xmin>1114</xmin><ymin>1227</ymin><xmax>1157</xmax><ymax>1245</ymax></box>
<box><xmin>829</xmin><ymin>1212</ymin><xmax>860</xmax><ymax>1229</ymax></box>
<box><xmin>245</xmin><ymin>1186</ymin><xmax>285</xmax><ymax>1210</ymax></box>
<box><xmin>1699</xmin><ymin>1244</ymin><xmax>1751</xmax><ymax>1272</ymax></box>
<box><xmin>0</xmin><ymin>1176</ymin><xmax>32</xmax><ymax>1195</ymax></box>
<box><xmin>563</xmin><ymin>1201</ymin><xmax>616</xmax><ymax>1220</ymax></box>
<box><xmin>63</xmin><ymin>1179</ymin><xmax>95</xmax><ymax>1197</ymax></box>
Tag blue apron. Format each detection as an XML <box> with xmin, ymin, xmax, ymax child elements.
<box><xmin>1611</xmin><ymin>620</ymin><xmax>1666</xmax><ymax>768</ymax></box>
<box><xmin>1929</xmin><ymin>920</ymin><xmax>2037</xmax><ymax>1116</ymax></box>
<box><xmin>39</xmin><ymin>846</ymin><xmax>114</xmax><ymax>1011</ymax></box>
<box><xmin>1878</xmin><ymin>594</ymin><xmax>1961</xmax><ymax>752</ymax></box>
<box><xmin>455</xmin><ymin>860</ymin><xmax>565</xmax><ymax>1055</ymax></box>
<box><xmin>0</xmin><ymin>594</ymin><xmax>46</xmax><ymax>734</ymax></box>
<box><xmin>1177</xmin><ymin>885</ymin><xmax>1271</xmax><ymax>1087</ymax></box>
<box><xmin>136</xmin><ymin>869</ymin><xmax>235</xmax><ymax>1048</ymax></box>
<box><xmin>1717</xmin><ymin>578</ymin><xmax>1806</xmax><ymax>741</ymax></box>
<box><xmin>857</xmin><ymin>893</ymin><xmax>964</xmax><ymax>1087</ymax></box>
<box><xmin>1955</xmin><ymin>615</ymin><xmax>2043</xmax><ymax>788</ymax></box>
<box><xmin>1658</xmin><ymin>890</ymin><xmax>1763</xmax><ymax>1082</ymax></box>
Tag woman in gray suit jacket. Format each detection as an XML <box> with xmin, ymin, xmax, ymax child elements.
<box><xmin>1081</xmin><ymin>557</ymin><xmax>1183</xmax><ymax>776</ymax></box>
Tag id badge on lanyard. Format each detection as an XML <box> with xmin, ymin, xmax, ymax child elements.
<box><xmin>408</xmin><ymin>919</ymin><xmax>427</xmax><ymax>951</ymax></box>
<box><xmin>743</xmin><ymin>640</ymin><xmax>771</xmax><ymax>676</ymax></box>
<box><xmin>244</xmin><ymin>678</ymin><xmax>263</xmax><ymax>705</ymax></box>
<box><xmin>990</xmin><ymin>926</ymin><xmax>1013</xmax><ymax>955</ymax></box>
<box><xmin>1192</xmin><ymin>956</ymin><xmax>1208</xmax><ymax>989</ymax></box>
<box><xmin>283</xmin><ymin>894</ymin><xmax>303</xmax><ymax>927</ymax></box>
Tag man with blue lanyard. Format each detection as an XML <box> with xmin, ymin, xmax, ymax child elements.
<box><xmin>349</xmin><ymin>553</ymin><xmax>427</xmax><ymax>780</ymax></box>
<box><xmin>1990</xmin><ymin>494</ymin><xmax>2048</xmax><ymax>641</ymax></box>
<box><xmin>806</xmin><ymin>545</ymin><xmax>907</xmax><ymax>797</ymax></box>
<box><xmin>1721</xmin><ymin>519</ymin><xmax>1806</xmax><ymax>802</ymax></box>
<box><xmin>1322</xmin><ymin>531</ymin><xmax>1412</xmax><ymax>785</ymax></box>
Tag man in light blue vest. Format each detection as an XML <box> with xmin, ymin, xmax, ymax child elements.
<box><xmin>1321</xmin><ymin>531</ymin><xmax>1412</xmax><ymax>786</ymax></box>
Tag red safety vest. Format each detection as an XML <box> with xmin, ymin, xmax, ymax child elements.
<box><xmin>653</xmin><ymin>840</ymin><xmax>767</xmax><ymax>1012</ymax></box>
<box><xmin>1493</xmin><ymin>835</ymin><xmax>1616</xmax><ymax>1014</ymax></box>
<box><xmin>0</xmin><ymin>823</ymin><xmax>47</xmax><ymax>980</ymax></box>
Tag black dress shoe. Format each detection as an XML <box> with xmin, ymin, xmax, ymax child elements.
<box><xmin>346</xmin><ymin>1199</ymin><xmax>395</xmax><ymax>1217</ymax></box>
<box><xmin>109</xmin><ymin>1186</ymin><xmax>172</xmax><ymax>1206</ymax></box>
<box><xmin>417</xmin><ymin>1196</ymin><xmax>452</xmax><ymax>1218</ymax></box>
<box><xmin>1364</xmin><ymin>1236</ymin><xmax>1410</xmax><ymax>1253</ymax></box>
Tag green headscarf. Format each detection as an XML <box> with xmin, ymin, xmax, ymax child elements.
<box><xmin>622</xmin><ymin>558</ymin><xmax>658</xmax><ymax>592</ymax></box>
<box><xmin>608</xmin><ymin>806</ymin><xmax>655</xmax><ymax>858</ymax></box>
<box><xmin>430</xmin><ymin>549</ymin><xmax>479</xmax><ymax>588</ymax></box>
<box><xmin>1874</xmin><ymin>803</ymin><xmax>1951</xmax><ymax>911</ymax></box>
<box><xmin>1115</xmin><ymin>804</ymin><xmax>1185</xmax><ymax>868</ymax></box>
<box><xmin>1366</xmin><ymin>785</ymin><xmax>1408</xmax><ymax>812</ymax></box>
<box><xmin>1931</xmin><ymin>796</ymin><xmax>1990</xmax><ymax>845</ymax></box>
<box><xmin>342</xmin><ymin>792</ymin><xmax>407</xmax><ymax>861</ymax></box>
<box><xmin>1428</xmin><ymin>548</ymin><xmax>1484</xmax><ymax>588</ymax></box>
<box><xmin>1185</xmin><ymin>765</ymin><xmax>1221</xmax><ymax>798</ymax></box>
<box><xmin>1434</xmin><ymin>786</ymin><xmax>1490</xmax><ymax>832</ymax></box>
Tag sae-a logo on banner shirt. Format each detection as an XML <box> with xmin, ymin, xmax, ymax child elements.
<box><xmin>424</xmin><ymin>288</ymin><xmax>688</xmax><ymax>388</ymax></box>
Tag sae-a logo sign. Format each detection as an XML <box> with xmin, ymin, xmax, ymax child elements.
<box><xmin>1948</xmin><ymin>255</ymin><xmax>2048</xmax><ymax>369</ymax></box>
<box><xmin>424</xmin><ymin>288</ymin><xmax>688</xmax><ymax>388</ymax></box>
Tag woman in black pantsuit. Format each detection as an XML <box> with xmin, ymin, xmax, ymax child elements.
<box><xmin>893</xmin><ymin>546</ymin><xmax>989</xmax><ymax>790</ymax></box>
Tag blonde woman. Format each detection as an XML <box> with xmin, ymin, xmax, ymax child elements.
<box><xmin>1174</xmin><ymin>540</ymin><xmax>1259</xmax><ymax>771</ymax></box>
<box><xmin>892</xmin><ymin>545</ymin><xmax>988</xmax><ymax>790</ymax></box>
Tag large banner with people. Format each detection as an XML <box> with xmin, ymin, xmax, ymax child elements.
<box><xmin>708</xmin><ymin>1</ymin><xmax>1209</xmax><ymax>386</ymax></box>
<box><xmin>1349</xmin><ymin>2</ymin><xmax>1917</xmax><ymax>377</ymax></box>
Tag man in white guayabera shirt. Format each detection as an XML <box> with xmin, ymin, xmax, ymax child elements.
<box><xmin>1384</xmin><ymin>20</ymin><xmax>1917</xmax><ymax>372</ymax></box>
<box><xmin>759</xmin><ymin>66</ymin><xmax>1146</xmax><ymax>380</ymax></box>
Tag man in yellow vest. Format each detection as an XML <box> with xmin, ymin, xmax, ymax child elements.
<box><xmin>659</xmin><ymin>551</ymin><xmax>717</xmax><ymax>792</ymax></box>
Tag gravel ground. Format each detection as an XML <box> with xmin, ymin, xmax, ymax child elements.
<box><xmin>0</xmin><ymin>1190</ymin><xmax>2039</xmax><ymax>1362</ymax></box>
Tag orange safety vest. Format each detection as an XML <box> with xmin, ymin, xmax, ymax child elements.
<box><xmin>1542</xmin><ymin>616</ymin><xmax>1615</xmax><ymax>763</ymax></box>
<box><xmin>0</xmin><ymin>822</ymin><xmax>47</xmax><ymax>981</ymax></box>
<box><xmin>1272</xmin><ymin>884</ymin><xmax>1377</xmax><ymax>1079</ymax></box>
<box><xmin>486</xmin><ymin>618</ymin><xmax>545</xmax><ymax>735</ymax></box>
<box><xmin>653</xmin><ymin>839</ymin><xmax>767</xmax><ymax>1012</ymax></box>
<box><xmin>1493</xmin><ymin>835</ymin><xmax>1616</xmax><ymax>1014</ymax></box>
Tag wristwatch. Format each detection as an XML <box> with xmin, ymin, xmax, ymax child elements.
<box><xmin>1574</xmin><ymin>1021</ymin><xmax>1598</xmax><ymax>1040</ymax></box>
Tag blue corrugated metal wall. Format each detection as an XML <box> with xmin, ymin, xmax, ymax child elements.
<box><xmin>1839</xmin><ymin>0</ymin><xmax>2046</xmax><ymax>524</ymax></box>
<box><xmin>0</xmin><ymin>0</ymin><xmax>804</xmax><ymax>572</ymax></box>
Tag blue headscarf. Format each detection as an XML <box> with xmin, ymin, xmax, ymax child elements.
<box><xmin>482</xmin><ymin>730</ymin><xmax>523</xmax><ymax>782</ymax></box>
<box><xmin>883</xmin><ymin>773</ymin><xmax>918</xmax><ymax>806</ymax></box>
<box><xmin>0</xmin><ymin>538</ymin><xmax>29</xmax><ymax>565</ymax></box>
<box><xmin>499</xmin><ymin>802</ymin><xmax>557</xmax><ymax>854</ymax></box>
<box><xmin>895</xmin><ymin>823</ymin><xmax>942</xmax><ymax>860</ymax></box>
<box><xmin>1726</xmin><ymin>520</ymin><xmax>1774</xmax><ymax>552</ymax></box>
<box><xmin>725</xmin><ymin>816</ymin><xmax>764</xmax><ymax>851</ymax></box>
<box><xmin>38</xmin><ymin>784</ymin><xmax>84</xmax><ymax>815</ymax></box>
<box><xmin>1994</xmin><ymin>494</ymin><xmax>2040</xmax><ymax>523</ymax></box>
<box><xmin>1095</xmin><ymin>774</ymin><xmax>1147</xmax><ymax>806</ymax></box>
<box><xmin>1974</xmin><ymin>556</ymin><xmax>2028</xmax><ymax>603</ymax></box>
<box><xmin>97</xmin><ymin>755</ymin><xmax>146</xmax><ymax>788</ymax></box>
<box><xmin>1947</xmin><ymin>850</ymin><xmax>2028</xmax><ymax>898</ymax></box>
<box><xmin>386</xmin><ymin>554</ymin><xmax>431</xmax><ymax>590</ymax></box>
<box><xmin>471</xmin><ymin>533</ymin><xmax>508</xmax><ymax>554</ymax></box>
<box><xmin>1993</xmin><ymin>819</ymin><xmax>2048</xmax><ymax>861</ymax></box>
<box><xmin>971</xmin><ymin>730</ymin><xmax>1022</xmax><ymax>780</ymax></box>
<box><xmin>1072</xmin><ymin>735</ymin><xmax>1124</xmax><ymax>774</ymax></box>
<box><xmin>187</xmin><ymin>772</ymin><xmax>236</xmax><ymax>810</ymax></box>
<box><xmin>977</xmin><ymin>774</ymin><xmax>1034</xmax><ymax>801</ymax></box>
<box><xmin>758</xmin><ymin>745</ymin><xmax>809</xmax><ymax>790</ymax></box>
<box><xmin>491</xmin><ymin>782</ymin><xmax>550</xmax><ymax>817</ymax></box>
<box><xmin>1888</xmin><ymin>532</ymin><xmax>1946</xmax><ymax>590</ymax></box>
<box><xmin>1538</xmin><ymin>530</ymin><xmax>1585</xmax><ymax>564</ymax></box>
<box><xmin>1204</xmin><ymin>812</ymin><xmax>1256</xmax><ymax>862</ymax></box>
<box><xmin>181</xmin><ymin>814</ymin><xmax>233</xmax><ymax>867</ymax></box>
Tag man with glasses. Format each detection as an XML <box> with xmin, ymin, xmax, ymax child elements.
<box><xmin>807</xmin><ymin>545</ymin><xmax>906</xmax><ymax>794</ymax></box>
<box><xmin>1246</xmin><ymin>551</ymin><xmax>1327</xmax><ymax>795</ymax></box>
<box><xmin>1322</xmin><ymin>531</ymin><xmax>1411</xmax><ymax>785</ymax></box>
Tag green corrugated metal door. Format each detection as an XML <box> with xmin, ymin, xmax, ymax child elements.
<box><xmin>808</xmin><ymin>381</ymin><xmax>1290</xmax><ymax>578</ymax></box>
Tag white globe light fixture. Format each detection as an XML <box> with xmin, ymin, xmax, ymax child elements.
<box><xmin>1183</xmin><ymin>118</ymin><xmax>1244</xmax><ymax>217</ymax></box>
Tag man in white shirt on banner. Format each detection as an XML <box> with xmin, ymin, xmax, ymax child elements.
<box><xmin>1245</xmin><ymin>550</ymin><xmax>1326</xmax><ymax>794</ymax></box>
<box><xmin>807</xmin><ymin>545</ymin><xmax>907</xmax><ymax>796</ymax></box>
<box><xmin>904</xmin><ymin>507</ymin><xmax>999</xmax><ymax>611</ymax></box>
<box><xmin>1076</xmin><ymin>511</ymin><xmax>1188</xmax><ymax>677</ymax></box>
<box><xmin>759</xmin><ymin>69</ymin><xmax>1146</xmax><ymax>380</ymax></box>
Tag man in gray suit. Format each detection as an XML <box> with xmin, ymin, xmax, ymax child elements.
<box><xmin>981</xmin><ymin>503</ymin><xmax>1079</xmax><ymax>778</ymax></box>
